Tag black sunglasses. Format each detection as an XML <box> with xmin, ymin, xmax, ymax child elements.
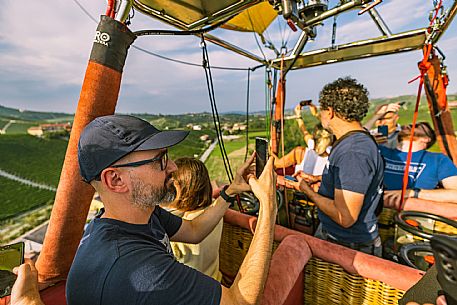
<box><xmin>111</xmin><ymin>151</ymin><xmax>169</xmax><ymax>171</ymax></box>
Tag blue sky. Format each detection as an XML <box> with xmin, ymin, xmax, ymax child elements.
<box><xmin>0</xmin><ymin>0</ymin><xmax>456</xmax><ymax>114</ymax></box>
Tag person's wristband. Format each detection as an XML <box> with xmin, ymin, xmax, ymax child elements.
<box><xmin>413</xmin><ymin>188</ymin><xmax>421</xmax><ymax>199</ymax></box>
<box><xmin>220</xmin><ymin>185</ymin><xmax>237</xmax><ymax>204</ymax></box>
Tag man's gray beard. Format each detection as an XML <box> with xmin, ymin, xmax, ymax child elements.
<box><xmin>130</xmin><ymin>176</ymin><xmax>176</xmax><ymax>209</ymax></box>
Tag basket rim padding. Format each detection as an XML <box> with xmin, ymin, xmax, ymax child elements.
<box><xmin>223</xmin><ymin>209</ymin><xmax>424</xmax><ymax>291</ymax></box>
<box><xmin>260</xmin><ymin>235</ymin><xmax>311</xmax><ymax>305</ymax></box>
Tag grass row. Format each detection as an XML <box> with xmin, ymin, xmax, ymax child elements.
<box><xmin>4</xmin><ymin>122</ymin><xmax>38</xmax><ymax>135</ymax></box>
<box><xmin>0</xmin><ymin>130</ymin><xmax>212</xmax><ymax>220</ymax></box>
<box><xmin>0</xmin><ymin>176</ymin><xmax>55</xmax><ymax>220</ymax></box>
<box><xmin>169</xmin><ymin>129</ymin><xmax>215</xmax><ymax>160</ymax></box>
<box><xmin>205</xmin><ymin>130</ymin><xmax>267</xmax><ymax>183</ymax></box>
<box><xmin>0</xmin><ymin>135</ymin><xmax>67</xmax><ymax>186</ymax></box>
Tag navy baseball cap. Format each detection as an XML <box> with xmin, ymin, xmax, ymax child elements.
<box><xmin>78</xmin><ymin>115</ymin><xmax>189</xmax><ymax>182</ymax></box>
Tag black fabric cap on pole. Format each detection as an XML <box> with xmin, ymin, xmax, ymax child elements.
<box><xmin>89</xmin><ymin>15</ymin><xmax>137</xmax><ymax>72</ymax></box>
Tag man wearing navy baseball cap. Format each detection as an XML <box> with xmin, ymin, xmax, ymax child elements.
<box><xmin>66</xmin><ymin>115</ymin><xmax>278</xmax><ymax>305</ymax></box>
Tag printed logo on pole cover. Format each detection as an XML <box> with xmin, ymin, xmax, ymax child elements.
<box><xmin>94</xmin><ymin>31</ymin><xmax>110</xmax><ymax>46</ymax></box>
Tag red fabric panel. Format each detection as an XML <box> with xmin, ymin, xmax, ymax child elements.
<box><xmin>260</xmin><ymin>235</ymin><xmax>311</xmax><ymax>305</ymax></box>
<box><xmin>275</xmin><ymin>166</ymin><xmax>295</xmax><ymax>176</ymax></box>
<box><xmin>41</xmin><ymin>281</ymin><xmax>67</xmax><ymax>305</ymax></box>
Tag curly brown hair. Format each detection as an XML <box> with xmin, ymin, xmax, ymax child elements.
<box><xmin>319</xmin><ymin>77</ymin><xmax>369</xmax><ymax>122</ymax></box>
<box><xmin>173</xmin><ymin>157</ymin><xmax>213</xmax><ymax>212</ymax></box>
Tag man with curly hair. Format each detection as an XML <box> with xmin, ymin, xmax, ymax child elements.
<box><xmin>288</xmin><ymin>77</ymin><xmax>384</xmax><ymax>256</ymax></box>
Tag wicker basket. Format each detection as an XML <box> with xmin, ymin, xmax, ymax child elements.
<box><xmin>304</xmin><ymin>258</ymin><xmax>404</xmax><ymax>305</ymax></box>
<box><xmin>219</xmin><ymin>222</ymin><xmax>406</xmax><ymax>304</ymax></box>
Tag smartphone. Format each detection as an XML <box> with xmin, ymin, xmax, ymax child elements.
<box><xmin>285</xmin><ymin>175</ymin><xmax>298</xmax><ymax>182</ymax></box>
<box><xmin>255</xmin><ymin>137</ymin><xmax>269</xmax><ymax>178</ymax></box>
<box><xmin>299</xmin><ymin>100</ymin><xmax>312</xmax><ymax>107</ymax></box>
<box><xmin>0</xmin><ymin>242</ymin><xmax>25</xmax><ymax>298</ymax></box>
<box><xmin>377</xmin><ymin>125</ymin><xmax>388</xmax><ymax>137</ymax></box>
<box><xmin>430</xmin><ymin>235</ymin><xmax>457</xmax><ymax>305</ymax></box>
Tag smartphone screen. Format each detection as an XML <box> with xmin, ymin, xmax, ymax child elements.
<box><xmin>255</xmin><ymin>137</ymin><xmax>269</xmax><ymax>178</ymax></box>
<box><xmin>284</xmin><ymin>175</ymin><xmax>298</xmax><ymax>182</ymax></box>
<box><xmin>0</xmin><ymin>242</ymin><xmax>25</xmax><ymax>298</ymax></box>
<box><xmin>377</xmin><ymin>125</ymin><xmax>388</xmax><ymax>137</ymax></box>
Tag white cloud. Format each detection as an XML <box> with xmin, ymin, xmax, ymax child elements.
<box><xmin>0</xmin><ymin>0</ymin><xmax>456</xmax><ymax>114</ymax></box>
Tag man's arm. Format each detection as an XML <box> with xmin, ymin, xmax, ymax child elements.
<box><xmin>418</xmin><ymin>175</ymin><xmax>457</xmax><ymax>203</ymax></box>
<box><xmin>286</xmin><ymin>178</ymin><xmax>364</xmax><ymax>228</ymax></box>
<box><xmin>220</xmin><ymin>157</ymin><xmax>277</xmax><ymax>305</ymax></box>
<box><xmin>385</xmin><ymin>176</ymin><xmax>457</xmax><ymax>205</ymax></box>
<box><xmin>294</xmin><ymin>104</ymin><xmax>313</xmax><ymax>143</ymax></box>
<box><xmin>363</xmin><ymin>103</ymin><xmax>400</xmax><ymax>130</ymax></box>
<box><xmin>171</xmin><ymin>153</ymin><xmax>255</xmax><ymax>244</ymax></box>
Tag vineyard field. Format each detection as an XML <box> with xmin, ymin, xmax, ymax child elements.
<box><xmin>0</xmin><ymin>177</ymin><xmax>55</xmax><ymax>220</ymax></box>
<box><xmin>0</xmin><ymin>135</ymin><xmax>67</xmax><ymax>186</ymax></box>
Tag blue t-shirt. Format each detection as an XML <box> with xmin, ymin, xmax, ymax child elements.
<box><xmin>318</xmin><ymin>132</ymin><xmax>384</xmax><ymax>243</ymax></box>
<box><xmin>379</xmin><ymin>146</ymin><xmax>457</xmax><ymax>190</ymax></box>
<box><xmin>66</xmin><ymin>206</ymin><xmax>221</xmax><ymax>305</ymax></box>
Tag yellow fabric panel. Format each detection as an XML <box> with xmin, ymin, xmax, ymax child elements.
<box><xmin>221</xmin><ymin>2</ymin><xmax>277</xmax><ymax>34</ymax></box>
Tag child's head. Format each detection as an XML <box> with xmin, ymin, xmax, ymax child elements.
<box><xmin>313</xmin><ymin>124</ymin><xmax>334</xmax><ymax>155</ymax></box>
<box><xmin>172</xmin><ymin>157</ymin><xmax>213</xmax><ymax>212</ymax></box>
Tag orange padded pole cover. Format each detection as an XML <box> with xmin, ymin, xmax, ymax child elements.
<box><xmin>36</xmin><ymin>62</ymin><xmax>121</xmax><ymax>282</ymax></box>
<box><xmin>36</xmin><ymin>16</ymin><xmax>136</xmax><ymax>282</ymax></box>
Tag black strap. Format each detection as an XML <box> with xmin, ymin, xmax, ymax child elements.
<box><xmin>330</xmin><ymin>129</ymin><xmax>385</xmax><ymax>216</ymax></box>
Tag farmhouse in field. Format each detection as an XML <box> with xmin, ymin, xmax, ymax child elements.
<box><xmin>27</xmin><ymin>123</ymin><xmax>72</xmax><ymax>137</ymax></box>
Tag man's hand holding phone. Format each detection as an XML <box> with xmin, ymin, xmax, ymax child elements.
<box><xmin>249</xmin><ymin>156</ymin><xmax>278</xmax><ymax>217</ymax></box>
<box><xmin>11</xmin><ymin>259</ymin><xmax>44</xmax><ymax>305</ymax></box>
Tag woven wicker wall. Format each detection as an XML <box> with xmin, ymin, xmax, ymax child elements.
<box><xmin>219</xmin><ymin>222</ymin><xmax>406</xmax><ymax>305</ymax></box>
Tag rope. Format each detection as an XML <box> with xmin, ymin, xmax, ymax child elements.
<box><xmin>106</xmin><ymin>0</ymin><xmax>114</xmax><ymax>18</ymax></box>
<box><xmin>201</xmin><ymin>36</ymin><xmax>234</xmax><ymax>183</ymax></box>
<box><xmin>278</xmin><ymin>56</ymin><xmax>290</xmax><ymax>226</ymax></box>
<box><xmin>246</xmin><ymin>10</ymin><xmax>268</xmax><ymax>61</ymax></box>
<box><xmin>399</xmin><ymin>0</ymin><xmax>443</xmax><ymax>211</ymax></box>
<box><xmin>265</xmin><ymin>67</ymin><xmax>273</xmax><ymax>139</ymax></box>
<box><xmin>244</xmin><ymin>69</ymin><xmax>251</xmax><ymax>162</ymax></box>
<box><xmin>131</xmin><ymin>45</ymin><xmax>254</xmax><ymax>71</ymax></box>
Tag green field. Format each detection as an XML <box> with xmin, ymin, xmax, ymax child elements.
<box><xmin>0</xmin><ymin>129</ymin><xmax>212</xmax><ymax>220</ymax></box>
<box><xmin>0</xmin><ymin>176</ymin><xmax>54</xmax><ymax>220</ymax></box>
<box><xmin>0</xmin><ymin>135</ymin><xmax>67</xmax><ymax>186</ymax></box>
<box><xmin>1</xmin><ymin>100</ymin><xmax>456</xmax><ymax>221</ymax></box>
<box><xmin>169</xmin><ymin>129</ymin><xmax>215</xmax><ymax>160</ymax></box>
<box><xmin>0</xmin><ymin>119</ymin><xmax>9</xmax><ymax>130</ymax></box>
<box><xmin>0</xmin><ymin>105</ymin><xmax>71</xmax><ymax>122</ymax></box>
<box><xmin>205</xmin><ymin>130</ymin><xmax>267</xmax><ymax>183</ymax></box>
<box><xmin>4</xmin><ymin>122</ymin><xmax>38</xmax><ymax>135</ymax></box>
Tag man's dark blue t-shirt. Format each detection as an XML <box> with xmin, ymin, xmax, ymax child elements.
<box><xmin>318</xmin><ymin>132</ymin><xmax>384</xmax><ymax>243</ymax></box>
<box><xmin>66</xmin><ymin>206</ymin><xmax>221</xmax><ymax>305</ymax></box>
<box><xmin>379</xmin><ymin>146</ymin><xmax>457</xmax><ymax>190</ymax></box>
